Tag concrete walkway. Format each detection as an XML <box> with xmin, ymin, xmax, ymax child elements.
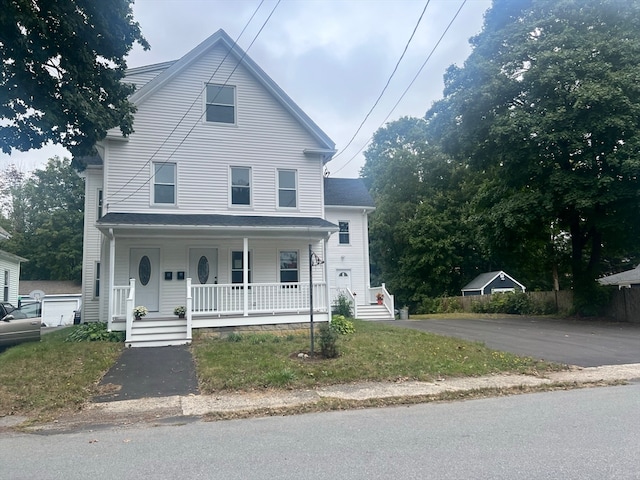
<box><xmin>85</xmin><ymin>363</ymin><xmax>640</xmax><ymax>419</ymax></box>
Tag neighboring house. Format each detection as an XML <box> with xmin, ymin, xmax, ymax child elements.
<box><xmin>461</xmin><ymin>271</ymin><xmax>526</xmax><ymax>296</ymax></box>
<box><xmin>0</xmin><ymin>226</ymin><xmax>27</xmax><ymax>306</ymax></box>
<box><xmin>80</xmin><ymin>29</ymin><xmax>391</xmax><ymax>347</ymax></box>
<box><xmin>598</xmin><ymin>265</ymin><xmax>640</xmax><ymax>289</ymax></box>
<box><xmin>19</xmin><ymin>280</ymin><xmax>82</xmax><ymax>327</ymax></box>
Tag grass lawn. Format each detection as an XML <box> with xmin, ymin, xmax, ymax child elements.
<box><xmin>0</xmin><ymin>319</ymin><xmax>562</xmax><ymax>420</ymax></box>
<box><xmin>0</xmin><ymin>328</ymin><xmax>122</xmax><ymax>420</ymax></box>
<box><xmin>192</xmin><ymin>319</ymin><xmax>561</xmax><ymax>393</ymax></box>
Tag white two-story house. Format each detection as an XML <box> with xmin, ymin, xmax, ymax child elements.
<box><xmin>80</xmin><ymin>29</ymin><xmax>393</xmax><ymax>347</ymax></box>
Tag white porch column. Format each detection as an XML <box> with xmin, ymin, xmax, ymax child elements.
<box><xmin>243</xmin><ymin>237</ymin><xmax>249</xmax><ymax>316</ymax></box>
<box><xmin>107</xmin><ymin>229</ymin><xmax>115</xmax><ymax>330</ymax></box>
<box><xmin>324</xmin><ymin>237</ymin><xmax>331</xmax><ymax>317</ymax></box>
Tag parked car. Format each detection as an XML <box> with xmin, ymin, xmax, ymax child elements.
<box><xmin>0</xmin><ymin>302</ymin><xmax>41</xmax><ymax>347</ymax></box>
<box><xmin>18</xmin><ymin>301</ymin><xmax>42</xmax><ymax>319</ymax></box>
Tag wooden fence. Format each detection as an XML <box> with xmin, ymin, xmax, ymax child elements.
<box><xmin>606</xmin><ymin>288</ymin><xmax>640</xmax><ymax>323</ymax></box>
<box><xmin>446</xmin><ymin>289</ymin><xmax>638</xmax><ymax>323</ymax></box>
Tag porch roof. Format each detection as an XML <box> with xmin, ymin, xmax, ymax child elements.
<box><xmin>97</xmin><ymin>212</ymin><xmax>338</xmax><ymax>238</ymax></box>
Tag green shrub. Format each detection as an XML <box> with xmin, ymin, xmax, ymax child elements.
<box><xmin>65</xmin><ymin>322</ymin><xmax>125</xmax><ymax>342</ymax></box>
<box><xmin>319</xmin><ymin>323</ymin><xmax>339</xmax><ymax>358</ymax></box>
<box><xmin>332</xmin><ymin>293</ymin><xmax>353</xmax><ymax>318</ymax></box>
<box><xmin>330</xmin><ymin>315</ymin><xmax>355</xmax><ymax>335</ymax></box>
<box><xmin>417</xmin><ymin>296</ymin><xmax>463</xmax><ymax>314</ymax></box>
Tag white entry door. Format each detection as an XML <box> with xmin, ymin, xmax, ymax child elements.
<box><xmin>336</xmin><ymin>270</ymin><xmax>352</xmax><ymax>293</ymax></box>
<box><xmin>130</xmin><ymin>248</ymin><xmax>160</xmax><ymax>312</ymax></box>
<box><xmin>189</xmin><ymin>248</ymin><xmax>218</xmax><ymax>285</ymax></box>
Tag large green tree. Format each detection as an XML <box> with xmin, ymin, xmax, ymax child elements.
<box><xmin>426</xmin><ymin>0</ymin><xmax>640</xmax><ymax>307</ymax></box>
<box><xmin>361</xmin><ymin>117</ymin><xmax>488</xmax><ymax>306</ymax></box>
<box><xmin>3</xmin><ymin>157</ymin><xmax>84</xmax><ymax>282</ymax></box>
<box><xmin>0</xmin><ymin>0</ymin><xmax>148</xmax><ymax>160</ymax></box>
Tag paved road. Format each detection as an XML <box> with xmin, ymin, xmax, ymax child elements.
<box><xmin>386</xmin><ymin>316</ymin><xmax>640</xmax><ymax>367</ymax></box>
<box><xmin>2</xmin><ymin>384</ymin><xmax>639</xmax><ymax>479</ymax></box>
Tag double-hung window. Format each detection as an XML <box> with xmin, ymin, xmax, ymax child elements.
<box><xmin>231</xmin><ymin>167</ymin><xmax>251</xmax><ymax>206</ymax></box>
<box><xmin>278</xmin><ymin>169</ymin><xmax>297</xmax><ymax>208</ymax></box>
<box><xmin>279</xmin><ymin>251</ymin><xmax>299</xmax><ymax>283</ymax></box>
<box><xmin>339</xmin><ymin>221</ymin><xmax>350</xmax><ymax>244</ymax></box>
<box><xmin>153</xmin><ymin>162</ymin><xmax>176</xmax><ymax>205</ymax></box>
<box><xmin>3</xmin><ymin>270</ymin><xmax>8</xmax><ymax>302</ymax></box>
<box><xmin>97</xmin><ymin>189</ymin><xmax>103</xmax><ymax>219</ymax></box>
<box><xmin>206</xmin><ymin>84</ymin><xmax>235</xmax><ymax>124</ymax></box>
<box><xmin>231</xmin><ymin>251</ymin><xmax>252</xmax><ymax>284</ymax></box>
<box><xmin>94</xmin><ymin>262</ymin><xmax>100</xmax><ymax>299</ymax></box>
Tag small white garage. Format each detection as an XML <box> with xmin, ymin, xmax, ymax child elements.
<box><xmin>19</xmin><ymin>281</ymin><xmax>82</xmax><ymax>327</ymax></box>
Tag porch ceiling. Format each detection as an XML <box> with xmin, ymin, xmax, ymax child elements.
<box><xmin>97</xmin><ymin>212</ymin><xmax>338</xmax><ymax>239</ymax></box>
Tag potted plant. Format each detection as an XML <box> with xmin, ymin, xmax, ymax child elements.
<box><xmin>133</xmin><ymin>305</ymin><xmax>148</xmax><ymax>320</ymax></box>
<box><xmin>376</xmin><ymin>292</ymin><xmax>384</xmax><ymax>305</ymax></box>
<box><xmin>174</xmin><ymin>306</ymin><xmax>186</xmax><ymax>319</ymax></box>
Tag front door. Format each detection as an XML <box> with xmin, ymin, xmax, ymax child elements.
<box><xmin>130</xmin><ymin>248</ymin><xmax>160</xmax><ymax>312</ymax></box>
<box><xmin>336</xmin><ymin>270</ymin><xmax>352</xmax><ymax>294</ymax></box>
<box><xmin>189</xmin><ymin>248</ymin><xmax>218</xmax><ymax>285</ymax></box>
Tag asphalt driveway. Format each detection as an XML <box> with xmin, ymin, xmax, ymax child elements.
<box><xmin>385</xmin><ymin>316</ymin><xmax>640</xmax><ymax>367</ymax></box>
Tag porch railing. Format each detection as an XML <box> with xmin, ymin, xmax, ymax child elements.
<box><xmin>191</xmin><ymin>281</ymin><xmax>328</xmax><ymax>316</ymax></box>
<box><xmin>369</xmin><ymin>283</ymin><xmax>394</xmax><ymax>316</ymax></box>
<box><xmin>330</xmin><ymin>287</ymin><xmax>358</xmax><ymax>318</ymax></box>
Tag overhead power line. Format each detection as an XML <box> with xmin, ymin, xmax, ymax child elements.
<box><xmin>330</xmin><ymin>0</ymin><xmax>431</xmax><ymax>163</ymax></box>
<box><xmin>109</xmin><ymin>0</ymin><xmax>281</xmax><ymax>206</ymax></box>
<box><xmin>331</xmin><ymin>0</ymin><xmax>468</xmax><ymax>176</ymax></box>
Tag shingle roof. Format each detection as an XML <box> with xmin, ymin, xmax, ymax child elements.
<box><xmin>462</xmin><ymin>271</ymin><xmax>525</xmax><ymax>292</ymax></box>
<box><xmin>598</xmin><ymin>264</ymin><xmax>640</xmax><ymax>286</ymax></box>
<box><xmin>98</xmin><ymin>212</ymin><xmax>337</xmax><ymax>231</ymax></box>
<box><xmin>324</xmin><ymin>178</ymin><xmax>375</xmax><ymax>207</ymax></box>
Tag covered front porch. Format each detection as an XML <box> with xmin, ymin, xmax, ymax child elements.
<box><xmin>110</xmin><ymin>276</ymin><xmax>330</xmax><ymax>347</ymax></box>
<box><xmin>97</xmin><ymin>212</ymin><xmax>338</xmax><ymax>347</ymax></box>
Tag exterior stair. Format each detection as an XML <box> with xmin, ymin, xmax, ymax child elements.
<box><xmin>357</xmin><ymin>304</ymin><xmax>394</xmax><ymax>321</ymax></box>
<box><xmin>127</xmin><ymin>317</ymin><xmax>190</xmax><ymax>348</ymax></box>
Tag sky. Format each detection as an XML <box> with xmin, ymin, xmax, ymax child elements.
<box><xmin>0</xmin><ymin>0</ymin><xmax>492</xmax><ymax>178</ymax></box>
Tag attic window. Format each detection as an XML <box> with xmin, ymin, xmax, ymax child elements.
<box><xmin>206</xmin><ymin>84</ymin><xmax>235</xmax><ymax>124</ymax></box>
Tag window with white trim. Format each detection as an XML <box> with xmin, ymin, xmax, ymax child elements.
<box><xmin>231</xmin><ymin>167</ymin><xmax>251</xmax><ymax>206</ymax></box>
<box><xmin>153</xmin><ymin>162</ymin><xmax>176</xmax><ymax>204</ymax></box>
<box><xmin>231</xmin><ymin>251</ymin><xmax>252</xmax><ymax>284</ymax></box>
<box><xmin>278</xmin><ymin>169</ymin><xmax>297</xmax><ymax>208</ymax></box>
<box><xmin>339</xmin><ymin>221</ymin><xmax>350</xmax><ymax>244</ymax></box>
<box><xmin>206</xmin><ymin>84</ymin><xmax>235</xmax><ymax>124</ymax></box>
<box><xmin>94</xmin><ymin>262</ymin><xmax>100</xmax><ymax>298</ymax></box>
<box><xmin>3</xmin><ymin>270</ymin><xmax>8</xmax><ymax>302</ymax></box>
<box><xmin>97</xmin><ymin>189</ymin><xmax>103</xmax><ymax>219</ymax></box>
<box><xmin>279</xmin><ymin>251</ymin><xmax>299</xmax><ymax>283</ymax></box>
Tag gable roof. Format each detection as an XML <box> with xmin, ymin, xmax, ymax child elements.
<box><xmin>126</xmin><ymin>29</ymin><xmax>335</xmax><ymax>157</ymax></box>
<box><xmin>324</xmin><ymin>178</ymin><xmax>375</xmax><ymax>208</ymax></box>
<box><xmin>598</xmin><ymin>264</ymin><xmax>640</xmax><ymax>287</ymax></box>
<box><xmin>0</xmin><ymin>249</ymin><xmax>27</xmax><ymax>264</ymax></box>
<box><xmin>462</xmin><ymin>271</ymin><xmax>526</xmax><ymax>293</ymax></box>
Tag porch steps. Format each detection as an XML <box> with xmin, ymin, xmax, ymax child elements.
<box><xmin>127</xmin><ymin>318</ymin><xmax>190</xmax><ymax>348</ymax></box>
<box><xmin>357</xmin><ymin>304</ymin><xmax>394</xmax><ymax>321</ymax></box>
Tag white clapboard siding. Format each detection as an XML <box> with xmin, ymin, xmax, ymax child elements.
<box><xmin>81</xmin><ymin>168</ymin><xmax>103</xmax><ymax>322</ymax></box>
<box><xmin>105</xmin><ymin>44</ymin><xmax>325</xmax><ymax>217</ymax></box>
<box><xmin>0</xmin><ymin>253</ymin><xmax>21</xmax><ymax>305</ymax></box>
<box><xmin>325</xmin><ymin>207</ymin><xmax>371</xmax><ymax>304</ymax></box>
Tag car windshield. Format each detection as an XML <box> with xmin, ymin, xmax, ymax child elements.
<box><xmin>2</xmin><ymin>303</ymin><xmax>27</xmax><ymax>319</ymax></box>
